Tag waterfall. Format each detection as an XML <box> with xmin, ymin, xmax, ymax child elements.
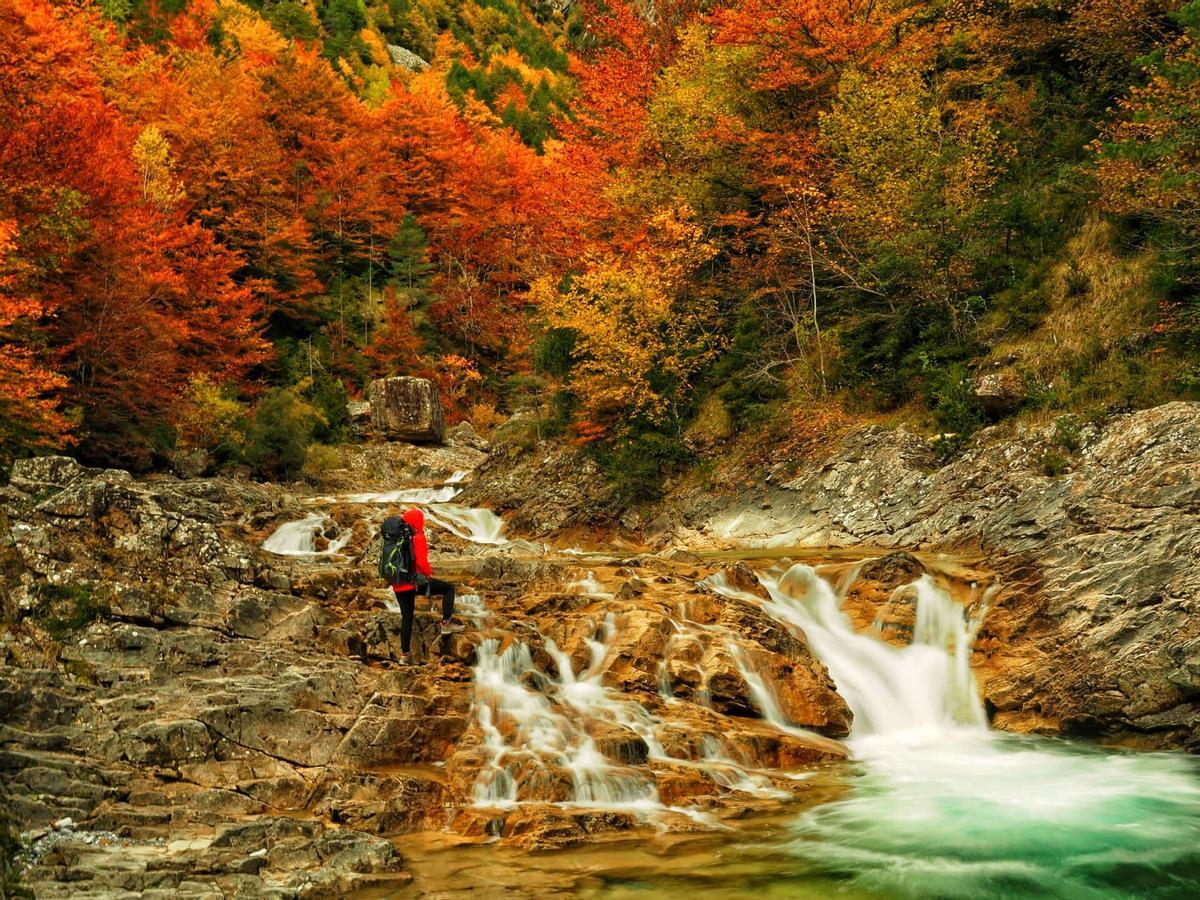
<box><xmin>469</xmin><ymin>612</ymin><xmax>811</xmax><ymax>812</ymax></box>
<box><xmin>706</xmin><ymin>565</ymin><xmax>987</xmax><ymax>737</ymax></box>
<box><xmin>567</xmin><ymin>571</ymin><xmax>613</xmax><ymax>599</ymax></box>
<box><xmin>545</xmin><ymin>613</ymin><xmax>667</xmax><ymax>760</ymax></box>
<box><xmin>262</xmin><ymin>513</ymin><xmax>352</xmax><ymax>557</ymax></box>
<box><xmin>696</xmin><ymin>563</ymin><xmax>1200</xmax><ymax>896</ymax></box>
<box><xmin>471</xmin><ymin>635</ymin><xmax>658</xmax><ymax>808</ymax></box>
<box><xmin>759</xmin><ymin>565</ymin><xmax>986</xmax><ymax>736</ymax></box>
<box><xmin>423</xmin><ymin>503</ymin><xmax>506</xmax><ymax>544</ymax></box>
<box><xmin>724</xmin><ymin>641</ymin><xmax>793</xmax><ymax>732</ymax></box>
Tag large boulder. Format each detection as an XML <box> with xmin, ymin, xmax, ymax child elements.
<box><xmin>973</xmin><ymin>370</ymin><xmax>1024</xmax><ymax>418</ymax></box>
<box><xmin>9</xmin><ymin>455</ymin><xmax>93</xmax><ymax>491</ymax></box>
<box><xmin>386</xmin><ymin>44</ymin><xmax>430</xmax><ymax>71</ymax></box>
<box><xmin>368</xmin><ymin>376</ymin><xmax>445</xmax><ymax>443</ymax></box>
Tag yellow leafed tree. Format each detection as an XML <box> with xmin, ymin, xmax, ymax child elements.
<box><xmin>132</xmin><ymin>124</ymin><xmax>184</xmax><ymax>210</ymax></box>
<box><xmin>534</xmin><ymin>207</ymin><xmax>721</xmax><ymax>431</ymax></box>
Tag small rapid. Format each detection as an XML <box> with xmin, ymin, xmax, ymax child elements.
<box><xmin>467</xmin><ymin>587</ymin><xmax>819</xmax><ymax>817</ymax></box>
<box><xmin>471</xmin><ymin>632</ymin><xmax>660</xmax><ymax>810</ymax></box>
<box><xmin>271</xmin><ymin>469</ymin><xmax>506</xmax><ymax>555</ymax></box>
<box><xmin>261</xmin><ymin>513</ymin><xmax>352</xmax><ymax>557</ymax></box>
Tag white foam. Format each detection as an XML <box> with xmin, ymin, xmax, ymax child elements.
<box><xmin>567</xmin><ymin>571</ymin><xmax>612</xmax><ymax>599</ymax></box>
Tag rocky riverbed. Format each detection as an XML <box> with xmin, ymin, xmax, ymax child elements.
<box><xmin>2</xmin><ymin>404</ymin><xmax>1197</xmax><ymax>897</ymax></box>
<box><xmin>0</xmin><ymin>430</ymin><xmax>880</xmax><ymax>896</ymax></box>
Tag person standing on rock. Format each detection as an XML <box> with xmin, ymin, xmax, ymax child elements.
<box><xmin>384</xmin><ymin>508</ymin><xmax>464</xmax><ymax>663</ymax></box>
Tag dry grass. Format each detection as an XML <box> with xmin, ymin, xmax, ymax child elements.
<box><xmin>992</xmin><ymin>217</ymin><xmax>1157</xmax><ymax>384</ymax></box>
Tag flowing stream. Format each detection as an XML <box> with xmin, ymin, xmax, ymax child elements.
<box><xmin>266</xmin><ymin>476</ymin><xmax>507</xmax><ymax>557</ymax></box>
<box><xmin>439</xmin><ymin>558</ymin><xmax>1200</xmax><ymax>897</ymax></box>
<box><xmin>261</xmin><ymin>512</ymin><xmax>353</xmax><ymax>557</ymax></box>
<box><xmin>267</xmin><ymin>479</ymin><xmax>1200</xmax><ymax>897</ymax></box>
<box><xmin>671</xmin><ymin>561</ymin><xmax>1200</xmax><ymax>898</ymax></box>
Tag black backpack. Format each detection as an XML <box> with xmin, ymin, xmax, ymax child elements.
<box><xmin>379</xmin><ymin>516</ymin><xmax>417</xmax><ymax>585</ymax></box>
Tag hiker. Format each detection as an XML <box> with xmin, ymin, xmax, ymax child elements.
<box><xmin>380</xmin><ymin>508</ymin><xmax>463</xmax><ymax>663</ymax></box>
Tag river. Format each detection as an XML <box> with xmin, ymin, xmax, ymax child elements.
<box><xmin>264</xmin><ymin>482</ymin><xmax>1200</xmax><ymax>898</ymax></box>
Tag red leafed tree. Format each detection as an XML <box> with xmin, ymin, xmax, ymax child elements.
<box><xmin>0</xmin><ymin>217</ymin><xmax>72</xmax><ymax>459</ymax></box>
<box><xmin>0</xmin><ymin>0</ymin><xmax>264</xmax><ymax>465</ymax></box>
<box><xmin>138</xmin><ymin>38</ymin><xmax>319</xmax><ymax>324</ymax></box>
<box><xmin>710</xmin><ymin>0</ymin><xmax>907</xmax><ymax>98</ymax></box>
<box><xmin>565</xmin><ymin>0</ymin><xmax>699</xmax><ymax>166</ymax></box>
<box><xmin>364</xmin><ymin>286</ymin><xmax>426</xmax><ymax>378</ymax></box>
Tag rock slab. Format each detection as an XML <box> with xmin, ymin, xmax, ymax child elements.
<box><xmin>368</xmin><ymin>377</ymin><xmax>445</xmax><ymax>443</ymax></box>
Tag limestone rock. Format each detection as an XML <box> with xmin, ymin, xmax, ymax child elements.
<box><xmin>368</xmin><ymin>376</ymin><xmax>445</xmax><ymax>443</ymax></box>
<box><xmin>386</xmin><ymin>44</ymin><xmax>430</xmax><ymax>71</ymax></box>
<box><xmin>445</xmin><ymin>421</ymin><xmax>490</xmax><ymax>451</ymax></box>
<box><xmin>347</xmin><ymin>400</ymin><xmax>371</xmax><ymax>436</ymax></box>
<box><xmin>457</xmin><ymin>442</ymin><xmax>619</xmax><ymax>537</ymax></box>
<box><xmin>668</xmin><ymin>402</ymin><xmax>1200</xmax><ymax>748</ymax></box>
<box><xmin>973</xmin><ymin>370</ymin><xmax>1024</xmax><ymax>418</ymax></box>
<box><xmin>9</xmin><ymin>455</ymin><xmax>93</xmax><ymax>492</ymax></box>
<box><xmin>163</xmin><ymin>448</ymin><xmax>212</xmax><ymax>479</ymax></box>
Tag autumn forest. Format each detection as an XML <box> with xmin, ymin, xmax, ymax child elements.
<box><xmin>3</xmin><ymin>0</ymin><xmax>1200</xmax><ymax>487</ymax></box>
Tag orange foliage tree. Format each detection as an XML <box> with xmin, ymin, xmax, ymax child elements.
<box><xmin>0</xmin><ymin>0</ymin><xmax>264</xmax><ymax>465</ymax></box>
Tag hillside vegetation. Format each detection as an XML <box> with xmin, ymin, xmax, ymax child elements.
<box><xmin>3</xmin><ymin>0</ymin><xmax>1200</xmax><ymax>487</ymax></box>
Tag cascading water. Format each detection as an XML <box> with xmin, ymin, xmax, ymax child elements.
<box><xmin>469</xmin><ymin>609</ymin><xmax>823</xmax><ymax>816</ymax></box>
<box><xmin>422</xmin><ymin>503</ymin><xmax>506</xmax><ymax>545</ymax></box>
<box><xmin>701</xmin><ymin>562</ymin><xmax>1200</xmax><ymax>898</ymax></box>
<box><xmin>567</xmin><ymin>571</ymin><xmax>613</xmax><ymax>599</ymax></box>
<box><xmin>262</xmin><ymin>513</ymin><xmax>353</xmax><ymax>557</ymax></box>
<box><xmin>341</xmin><ymin>485</ymin><xmax>461</xmax><ymax>504</ymax></box>
<box><xmin>756</xmin><ymin>565</ymin><xmax>987</xmax><ymax>735</ymax></box>
<box><xmin>471</xmin><ymin>634</ymin><xmax>659</xmax><ymax>809</ymax></box>
<box><xmin>303</xmin><ymin>469</ymin><xmax>506</xmax><ymax>546</ymax></box>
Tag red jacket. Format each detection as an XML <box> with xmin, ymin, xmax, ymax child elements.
<box><xmin>392</xmin><ymin>508</ymin><xmax>432</xmax><ymax>591</ymax></box>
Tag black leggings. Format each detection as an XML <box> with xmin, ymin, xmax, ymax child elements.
<box><xmin>393</xmin><ymin>578</ymin><xmax>455</xmax><ymax>653</ymax></box>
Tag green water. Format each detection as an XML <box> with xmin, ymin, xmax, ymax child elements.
<box><xmin>388</xmin><ymin>730</ymin><xmax>1200</xmax><ymax>898</ymax></box>
<box><xmin>585</xmin><ymin>731</ymin><xmax>1200</xmax><ymax>900</ymax></box>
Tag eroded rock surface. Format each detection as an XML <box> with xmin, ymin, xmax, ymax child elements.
<box><xmin>1</xmin><ymin>450</ymin><xmax>856</xmax><ymax>894</ymax></box>
<box><xmin>367</xmin><ymin>376</ymin><xmax>445</xmax><ymax>443</ymax></box>
<box><xmin>460</xmin><ymin>403</ymin><xmax>1200</xmax><ymax>750</ymax></box>
<box><xmin>658</xmin><ymin>403</ymin><xmax>1200</xmax><ymax>749</ymax></box>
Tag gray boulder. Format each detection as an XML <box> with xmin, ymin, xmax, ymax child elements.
<box><xmin>386</xmin><ymin>44</ymin><xmax>430</xmax><ymax>71</ymax></box>
<box><xmin>368</xmin><ymin>377</ymin><xmax>445</xmax><ymax>443</ymax></box>
<box><xmin>973</xmin><ymin>370</ymin><xmax>1024</xmax><ymax>418</ymax></box>
<box><xmin>9</xmin><ymin>456</ymin><xmax>93</xmax><ymax>492</ymax></box>
<box><xmin>347</xmin><ymin>399</ymin><xmax>372</xmax><ymax>436</ymax></box>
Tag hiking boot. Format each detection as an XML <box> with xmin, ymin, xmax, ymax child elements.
<box><xmin>397</xmin><ymin>652</ymin><xmax>411</xmax><ymax>665</ymax></box>
<box><xmin>439</xmin><ymin>620</ymin><xmax>465</xmax><ymax>635</ymax></box>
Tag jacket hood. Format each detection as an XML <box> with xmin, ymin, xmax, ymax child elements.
<box><xmin>402</xmin><ymin>508</ymin><xmax>424</xmax><ymax>529</ymax></box>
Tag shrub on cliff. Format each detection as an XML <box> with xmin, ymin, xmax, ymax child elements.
<box><xmin>595</xmin><ymin>431</ymin><xmax>691</xmax><ymax>504</ymax></box>
<box><xmin>242</xmin><ymin>388</ymin><xmax>325</xmax><ymax>481</ymax></box>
